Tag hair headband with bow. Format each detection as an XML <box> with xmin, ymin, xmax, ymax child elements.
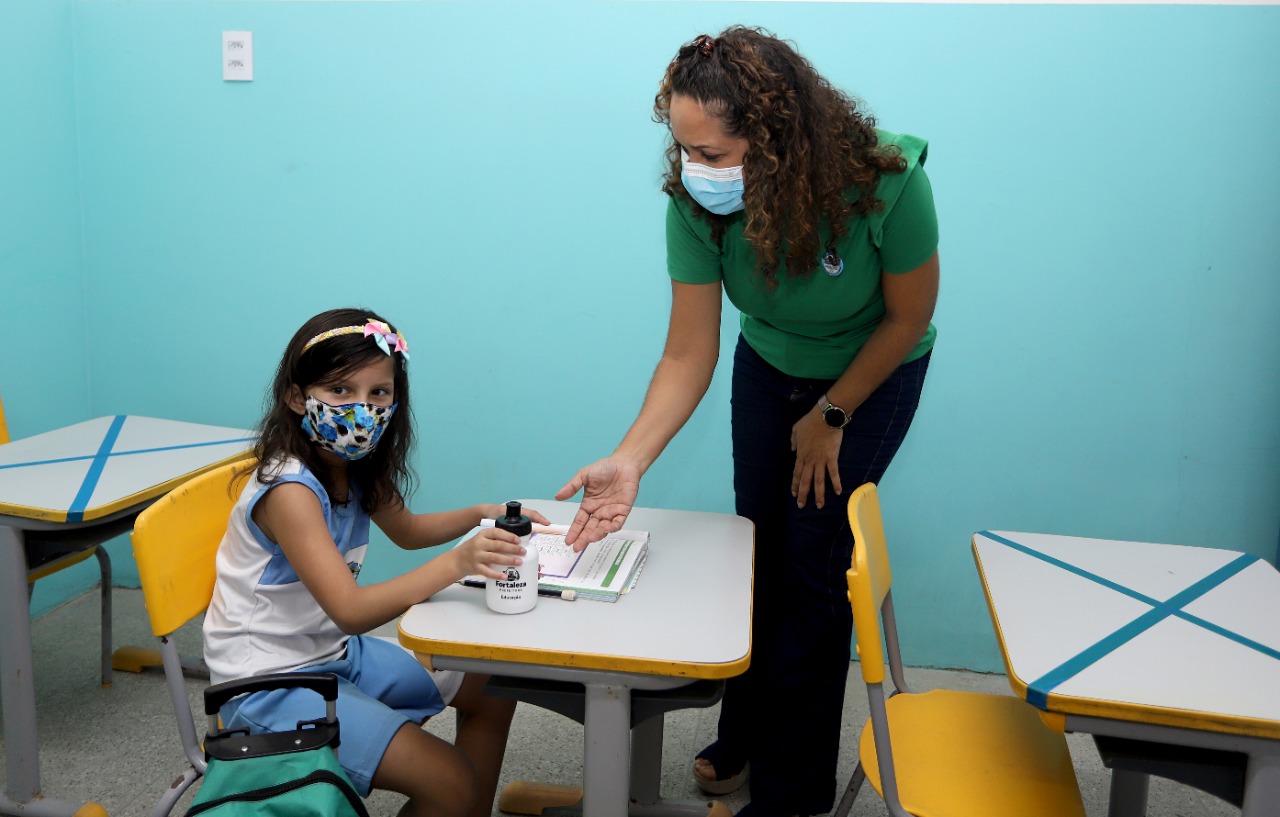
<box><xmin>302</xmin><ymin>319</ymin><xmax>410</xmax><ymax>363</ymax></box>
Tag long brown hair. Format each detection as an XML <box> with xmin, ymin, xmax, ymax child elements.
<box><xmin>254</xmin><ymin>307</ymin><xmax>415</xmax><ymax>513</ymax></box>
<box><xmin>655</xmin><ymin>26</ymin><xmax>906</xmax><ymax>286</ymax></box>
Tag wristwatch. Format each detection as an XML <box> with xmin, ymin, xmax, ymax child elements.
<box><xmin>818</xmin><ymin>394</ymin><xmax>851</xmax><ymax>429</ymax></box>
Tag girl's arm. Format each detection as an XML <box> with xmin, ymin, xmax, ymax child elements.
<box><xmin>789</xmin><ymin>251</ymin><xmax>940</xmax><ymax>508</ymax></box>
<box><xmin>556</xmin><ymin>279</ymin><xmax>723</xmax><ymax>546</ymax></box>
<box><xmin>256</xmin><ymin>483</ymin><xmax>526</xmax><ymax>635</ymax></box>
<box><xmin>372</xmin><ymin>501</ymin><xmax>551</xmax><ymax>551</ymax></box>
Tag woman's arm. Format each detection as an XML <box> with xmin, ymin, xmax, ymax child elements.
<box><xmin>257</xmin><ymin>484</ymin><xmax>527</xmax><ymax>634</ymax></box>
<box><xmin>789</xmin><ymin>250</ymin><xmax>940</xmax><ymax>508</ymax></box>
<box><xmin>823</xmin><ymin>251</ymin><xmax>938</xmax><ymax>416</ymax></box>
<box><xmin>616</xmin><ymin>279</ymin><xmax>724</xmax><ymax>470</ymax></box>
<box><xmin>556</xmin><ymin>279</ymin><xmax>723</xmax><ymax>546</ymax></box>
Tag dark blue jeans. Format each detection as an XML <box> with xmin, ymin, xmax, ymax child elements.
<box><xmin>722</xmin><ymin>335</ymin><xmax>930</xmax><ymax>816</ymax></box>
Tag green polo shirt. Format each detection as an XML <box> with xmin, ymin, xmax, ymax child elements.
<box><xmin>666</xmin><ymin>130</ymin><xmax>938</xmax><ymax>379</ymax></box>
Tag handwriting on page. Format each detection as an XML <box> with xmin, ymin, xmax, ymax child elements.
<box><xmin>532</xmin><ymin>534</ymin><xmax>586</xmax><ymax>578</ymax></box>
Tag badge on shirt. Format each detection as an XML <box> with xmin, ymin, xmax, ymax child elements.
<box><xmin>822</xmin><ymin>252</ymin><xmax>844</xmax><ymax>277</ymax></box>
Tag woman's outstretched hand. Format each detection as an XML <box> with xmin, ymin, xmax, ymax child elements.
<box><xmin>554</xmin><ymin>457</ymin><xmax>642</xmax><ymax>550</ymax></box>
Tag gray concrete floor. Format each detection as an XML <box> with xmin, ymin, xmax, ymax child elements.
<box><xmin>2</xmin><ymin>589</ymin><xmax>1238</xmax><ymax>816</ymax></box>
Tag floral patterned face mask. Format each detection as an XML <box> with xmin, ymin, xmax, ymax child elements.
<box><xmin>301</xmin><ymin>396</ymin><xmax>397</xmax><ymax>461</ymax></box>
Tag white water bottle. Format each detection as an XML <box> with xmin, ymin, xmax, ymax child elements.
<box><xmin>486</xmin><ymin>501</ymin><xmax>539</xmax><ymax>614</ymax></box>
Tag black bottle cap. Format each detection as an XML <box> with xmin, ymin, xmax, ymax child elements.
<box><xmin>495</xmin><ymin>501</ymin><xmax>532</xmax><ymax>537</ymax></box>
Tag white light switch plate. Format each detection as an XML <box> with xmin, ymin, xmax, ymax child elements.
<box><xmin>222</xmin><ymin>31</ymin><xmax>253</xmax><ymax>81</ymax></box>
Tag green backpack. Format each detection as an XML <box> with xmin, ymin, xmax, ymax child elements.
<box><xmin>186</xmin><ymin>673</ymin><xmax>369</xmax><ymax>817</ymax></box>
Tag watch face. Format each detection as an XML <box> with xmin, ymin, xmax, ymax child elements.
<box><xmin>822</xmin><ymin>405</ymin><xmax>847</xmax><ymax>429</ymax></box>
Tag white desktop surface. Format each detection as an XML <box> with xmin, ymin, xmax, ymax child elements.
<box><xmin>400</xmin><ymin>500</ymin><xmax>752</xmax><ymax>677</ymax></box>
<box><xmin>0</xmin><ymin>415</ymin><xmax>255</xmax><ymax>524</ymax></box>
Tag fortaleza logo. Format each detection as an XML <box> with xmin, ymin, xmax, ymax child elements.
<box><xmin>495</xmin><ymin>566</ymin><xmax>529</xmax><ymax>601</ymax></box>
<box><xmin>496</xmin><ymin>566</ymin><xmax>526</xmax><ymax>588</ymax></box>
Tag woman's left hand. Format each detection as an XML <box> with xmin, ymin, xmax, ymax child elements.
<box><xmin>790</xmin><ymin>409</ymin><xmax>844</xmax><ymax>509</ymax></box>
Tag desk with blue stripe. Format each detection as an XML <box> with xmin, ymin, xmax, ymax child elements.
<box><xmin>0</xmin><ymin>415</ymin><xmax>253</xmax><ymax>817</ymax></box>
<box><xmin>973</xmin><ymin>530</ymin><xmax>1280</xmax><ymax>817</ymax></box>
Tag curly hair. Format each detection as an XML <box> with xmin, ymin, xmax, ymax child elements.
<box><xmin>254</xmin><ymin>307</ymin><xmax>415</xmax><ymax>514</ymax></box>
<box><xmin>654</xmin><ymin>26</ymin><xmax>906</xmax><ymax>287</ymax></box>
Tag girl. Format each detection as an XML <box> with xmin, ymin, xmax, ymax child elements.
<box><xmin>204</xmin><ymin>307</ymin><xmax>544</xmax><ymax>817</ymax></box>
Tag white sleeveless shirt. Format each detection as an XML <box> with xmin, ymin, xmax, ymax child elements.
<box><xmin>203</xmin><ymin>458</ymin><xmax>369</xmax><ymax>685</ymax></box>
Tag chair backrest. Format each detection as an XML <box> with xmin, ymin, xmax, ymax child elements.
<box><xmin>132</xmin><ymin>459</ymin><xmax>255</xmax><ymax>638</ymax></box>
<box><xmin>846</xmin><ymin>482</ymin><xmax>895</xmax><ymax>685</ymax></box>
<box><xmin>0</xmin><ymin>393</ymin><xmax>10</xmax><ymax>444</ymax></box>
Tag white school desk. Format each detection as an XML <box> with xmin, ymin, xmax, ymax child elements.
<box><xmin>0</xmin><ymin>415</ymin><xmax>254</xmax><ymax>817</ymax></box>
<box><xmin>399</xmin><ymin>500</ymin><xmax>754</xmax><ymax>817</ymax></box>
<box><xmin>972</xmin><ymin>530</ymin><xmax>1280</xmax><ymax>817</ymax></box>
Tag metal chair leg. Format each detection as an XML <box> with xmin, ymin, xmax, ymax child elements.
<box><xmin>95</xmin><ymin>546</ymin><xmax>113</xmax><ymax>686</ymax></box>
<box><xmin>832</xmin><ymin>762</ymin><xmax>867</xmax><ymax>817</ymax></box>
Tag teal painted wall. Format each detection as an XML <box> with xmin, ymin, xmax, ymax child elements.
<box><xmin>11</xmin><ymin>0</ymin><xmax>1280</xmax><ymax>668</ymax></box>
<box><xmin>1</xmin><ymin>0</ymin><xmax>99</xmax><ymax>613</ymax></box>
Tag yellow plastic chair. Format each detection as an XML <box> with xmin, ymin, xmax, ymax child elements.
<box><xmin>833</xmin><ymin>483</ymin><xmax>1086</xmax><ymax>817</ymax></box>
<box><xmin>4</xmin><ymin>394</ymin><xmax>121</xmax><ymax>686</ymax></box>
<box><xmin>131</xmin><ymin>459</ymin><xmax>254</xmax><ymax>817</ymax></box>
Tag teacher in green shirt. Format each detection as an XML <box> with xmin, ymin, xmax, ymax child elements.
<box><xmin>557</xmin><ymin>26</ymin><xmax>939</xmax><ymax>817</ymax></box>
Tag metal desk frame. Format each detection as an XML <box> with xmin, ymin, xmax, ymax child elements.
<box><xmin>0</xmin><ymin>416</ymin><xmax>252</xmax><ymax>817</ymax></box>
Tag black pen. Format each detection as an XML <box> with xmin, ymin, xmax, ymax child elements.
<box><xmin>460</xmin><ymin>578</ymin><xmax>577</xmax><ymax>601</ymax></box>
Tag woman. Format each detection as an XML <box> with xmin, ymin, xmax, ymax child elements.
<box><xmin>556</xmin><ymin>26</ymin><xmax>939</xmax><ymax>817</ymax></box>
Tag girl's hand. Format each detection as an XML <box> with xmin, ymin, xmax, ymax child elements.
<box><xmin>555</xmin><ymin>457</ymin><xmax>642</xmax><ymax>550</ymax></box>
<box><xmin>790</xmin><ymin>410</ymin><xmax>844</xmax><ymax>510</ymax></box>
<box><xmin>455</xmin><ymin>529</ymin><xmax>528</xmax><ymax>581</ymax></box>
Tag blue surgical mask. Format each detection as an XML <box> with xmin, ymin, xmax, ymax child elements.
<box><xmin>301</xmin><ymin>396</ymin><xmax>397</xmax><ymax>461</ymax></box>
<box><xmin>680</xmin><ymin>150</ymin><xmax>745</xmax><ymax>215</ymax></box>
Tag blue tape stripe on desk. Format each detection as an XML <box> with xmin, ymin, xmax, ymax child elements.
<box><xmin>0</xmin><ymin>437</ymin><xmax>254</xmax><ymax>471</ymax></box>
<box><xmin>978</xmin><ymin>532</ymin><xmax>1270</xmax><ymax>709</ymax></box>
<box><xmin>67</xmin><ymin>415</ymin><xmax>126</xmax><ymax>522</ymax></box>
<box><xmin>1024</xmin><ymin>554</ymin><xmax>1255</xmax><ymax>708</ymax></box>
<box><xmin>980</xmin><ymin>530</ymin><xmax>1162</xmax><ymax>607</ymax></box>
<box><xmin>1178</xmin><ymin>611</ymin><xmax>1280</xmax><ymax>663</ymax></box>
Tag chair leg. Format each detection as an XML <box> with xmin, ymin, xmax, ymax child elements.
<box><xmin>95</xmin><ymin>547</ymin><xmax>113</xmax><ymax>687</ymax></box>
<box><xmin>832</xmin><ymin>762</ymin><xmax>867</xmax><ymax>817</ymax></box>
<box><xmin>153</xmin><ymin>767</ymin><xmax>200</xmax><ymax>817</ymax></box>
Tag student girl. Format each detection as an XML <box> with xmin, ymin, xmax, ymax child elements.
<box><xmin>203</xmin><ymin>307</ymin><xmax>545</xmax><ymax>817</ymax></box>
